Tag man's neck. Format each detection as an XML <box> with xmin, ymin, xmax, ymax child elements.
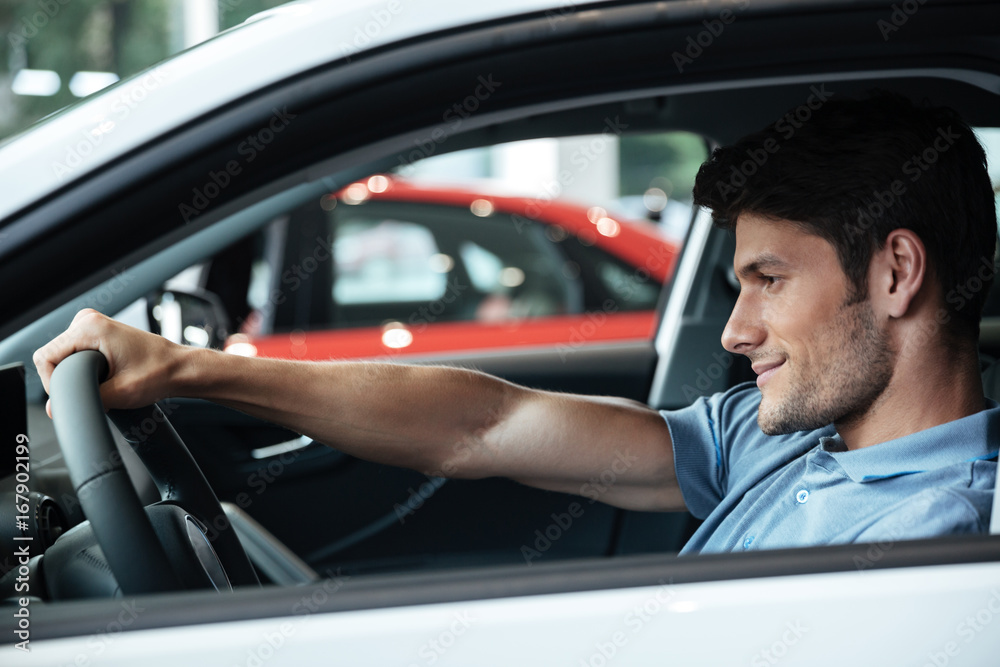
<box><xmin>835</xmin><ymin>346</ymin><xmax>985</xmax><ymax>450</ymax></box>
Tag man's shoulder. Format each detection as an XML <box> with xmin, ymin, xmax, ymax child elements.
<box><xmin>852</xmin><ymin>483</ymin><xmax>995</xmax><ymax>544</ymax></box>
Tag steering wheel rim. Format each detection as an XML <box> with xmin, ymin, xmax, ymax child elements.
<box><xmin>49</xmin><ymin>350</ymin><xmax>258</xmax><ymax>594</ymax></box>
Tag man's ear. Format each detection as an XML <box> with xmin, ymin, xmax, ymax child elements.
<box><xmin>870</xmin><ymin>228</ymin><xmax>927</xmax><ymax>319</ymax></box>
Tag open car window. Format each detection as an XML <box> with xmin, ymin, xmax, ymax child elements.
<box><xmin>146</xmin><ymin>133</ymin><xmax>705</xmax><ymax>365</ymax></box>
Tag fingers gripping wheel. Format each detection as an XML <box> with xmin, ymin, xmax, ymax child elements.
<box><xmin>49</xmin><ymin>350</ymin><xmax>259</xmax><ymax>594</ymax></box>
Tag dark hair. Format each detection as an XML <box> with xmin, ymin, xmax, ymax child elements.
<box><xmin>693</xmin><ymin>90</ymin><xmax>997</xmax><ymax>341</ymax></box>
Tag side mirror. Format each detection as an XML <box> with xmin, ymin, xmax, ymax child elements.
<box><xmin>147</xmin><ymin>289</ymin><xmax>231</xmax><ymax>349</ymax></box>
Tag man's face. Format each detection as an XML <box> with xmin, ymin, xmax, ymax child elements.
<box><xmin>722</xmin><ymin>214</ymin><xmax>895</xmax><ymax>434</ymax></box>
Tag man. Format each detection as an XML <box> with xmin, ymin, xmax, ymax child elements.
<box><xmin>33</xmin><ymin>92</ymin><xmax>998</xmax><ymax>554</ymax></box>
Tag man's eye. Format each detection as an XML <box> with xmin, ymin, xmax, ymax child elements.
<box><xmin>762</xmin><ymin>275</ymin><xmax>780</xmax><ymax>286</ymax></box>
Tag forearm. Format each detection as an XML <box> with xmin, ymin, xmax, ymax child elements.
<box><xmin>34</xmin><ymin>310</ymin><xmax>684</xmax><ymax>511</ymax></box>
<box><xmin>173</xmin><ymin>347</ymin><xmax>520</xmax><ymax>478</ymax></box>
<box><xmin>171</xmin><ymin>349</ymin><xmax>683</xmax><ymax>510</ymax></box>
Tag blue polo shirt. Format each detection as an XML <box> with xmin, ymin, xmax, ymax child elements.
<box><xmin>662</xmin><ymin>383</ymin><xmax>999</xmax><ymax>554</ymax></box>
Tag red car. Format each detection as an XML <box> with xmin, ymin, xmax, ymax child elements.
<box><xmin>214</xmin><ymin>176</ymin><xmax>679</xmax><ymax>362</ymax></box>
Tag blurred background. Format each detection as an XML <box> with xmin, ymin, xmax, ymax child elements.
<box><xmin>0</xmin><ymin>0</ymin><xmax>286</xmax><ymax>141</ymax></box>
<box><xmin>0</xmin><ymin>0</ymin><xmax>712</xmax><ymax>237</ymax></box>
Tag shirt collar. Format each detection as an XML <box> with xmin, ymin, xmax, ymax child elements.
<box><xmin>820</xmin><ymin>399</ymin><xmax>1000</xmax><ymax>483</ymax></box>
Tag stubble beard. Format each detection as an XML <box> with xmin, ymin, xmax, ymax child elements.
<box><xmin>756</xmin><ymin>298</ymin><xmax>895</xmax><ymax>435</ymax></box>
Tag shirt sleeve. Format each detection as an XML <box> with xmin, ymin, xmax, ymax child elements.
<box><xmin>659</xmin><ymin>383</ymin><xmax>762</xmax><ymax>519</ymax></box>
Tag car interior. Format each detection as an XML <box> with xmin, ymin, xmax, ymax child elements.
<box><xmin>1</xmin><ymin>0</ymin><xmax>1000</xmax><ymax>643</ymax></box>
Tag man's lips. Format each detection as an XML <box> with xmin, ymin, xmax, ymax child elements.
<box><xmin>752</xmin><ymin>360</ymin><xmax>785</xmax><ymax>388</ymax></box>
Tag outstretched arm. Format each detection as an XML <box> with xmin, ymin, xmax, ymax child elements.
<box><xmin>34</xmin><ymin>309</ymin><xmax>685</xmax><ymax>512</ymax></box>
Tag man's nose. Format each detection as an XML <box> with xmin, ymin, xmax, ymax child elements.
<box><xmin>721</xmin><ymin>293</ymin><xmax>764</xmax><ymax>354</ymax></box>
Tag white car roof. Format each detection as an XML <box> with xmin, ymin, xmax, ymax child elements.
<box><xmin>0</xmin><ymin>0</ymin><xmax>572</xmax><ymax>221</ymax></box>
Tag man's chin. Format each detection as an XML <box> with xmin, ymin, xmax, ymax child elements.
<box><xmin>757</xmin><ymin>414</ymin><xmax>794</xmax><ymax>436</ymax></box>
<box><xmin>756</xmin><ymin>398</ymin><xmax>828</xmax><ymax>435</ymax></box>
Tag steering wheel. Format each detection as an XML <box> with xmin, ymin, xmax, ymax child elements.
<box><xmin>49</xmin><ymin>350</ymin><xmax>259</xmax><ymax>595</ymax></box>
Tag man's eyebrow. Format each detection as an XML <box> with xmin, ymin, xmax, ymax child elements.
<box><xmin>736</xmin><ymin>253</ymin><xmax>792</xmax><ymax>279</ymax></box>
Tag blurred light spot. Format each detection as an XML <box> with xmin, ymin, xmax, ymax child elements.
<box><xmin>289</xmin><ymin>329</ymin><xmax>307</xmax><ymax>346</ymax></box>
<box><xmin>12</xmin><ymin>69</ymin><xmax>60</xmax><ymax>96</ymax></box>
<box><xmin>183</xmin><ymin>326</ymin><xmax>211</xmax><ymax>347</ymax></box>
<box><xmin>562</xmin><ymin>262</ymin><xmax>581</xmax><ymax>280</ymax></box>
<box><xmin>471</xmin><ymin>199</ymin><xmax>494</xmax><ymax>217</ymax></box>
<box><xmin>643</xmin><ymin>187</ymin><xmax>669</xmax><ymax>213</ymax></box>
<box><xmin>586</xmin><ymin>206</ymin><xmax>607</xmax><ymax>224</ymax></box>
<box><xmin>429</xmin><ymin>253</ymin><xmax>454</xmax><ymax>273</ymax></box>
<box><xmin>342</xmin><ymin>182</ymin><xmax>370</xmax><ymax>205</ymax></box>
<box><xmin>499</xmin><ymin>267</ymin><xmax>525</xmax><ymax>288</ymax></box>
<box><xmin>382</xmin><ymin>325</ymin><xmax>413</xmax><ymax>349</ymax></box>
<box><xmin>320</xmin><ymin>195</ymin><xmax>338</xmax><ymax>211</ymax></box>
<box><xmin>226</xmin><ymin>343</ymin><xmax>258</xmax><ymax>357</ymax></box>
<box><xmin>596</xmin><ymin>217</ymin><xmax>621</xmax><ymax>238</ymax></box>
<box><xmin>151</xmin><ymin>305</ymin><xmax>162</xmax><ymax>321</ymax></box>
<box><xmin>225</xmin><ymin>335</ymin><xmax>258</xmax><ymax>357</ymax></box>
<box><xmin>545</xmin><ymin>226</ymin><xmax>568</xmax><ymax>242</ymax></box>
<box><xmin>69</xmin><ymin>71</ymin><xmax>120</xmax><ymax>97</ymax></box>
<box><xmin>367</xmin><ymin>174</ymin><xmax>390</xmax><ymax>193</ymax></box>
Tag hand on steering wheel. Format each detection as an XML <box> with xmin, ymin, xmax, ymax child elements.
<box><xmin>47</xmin><ymin>348</ymin><xmax>258</xmax><ymax>594</ymax></box>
